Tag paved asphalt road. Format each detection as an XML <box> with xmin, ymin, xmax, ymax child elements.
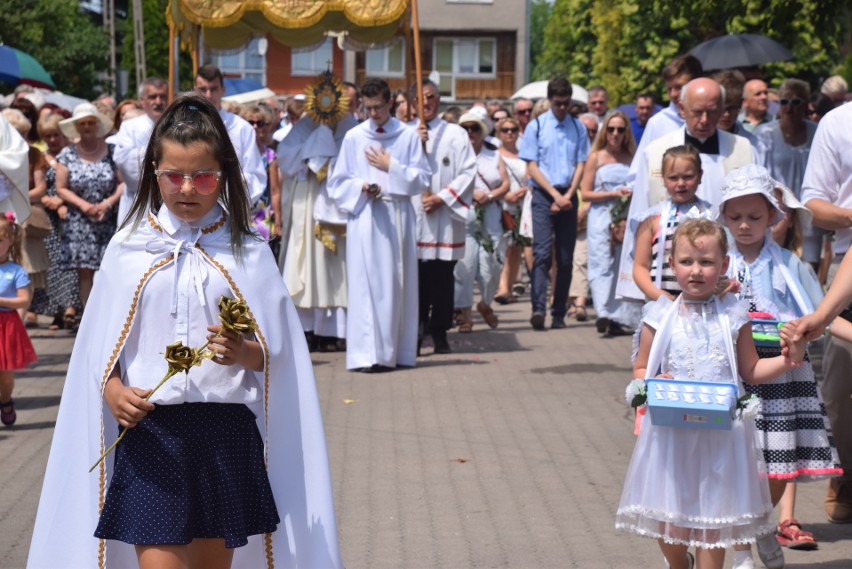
<box><xmin>3</xmin><ymin>301</ymin><xmax>850</xmax><ymax>568</ymax></box>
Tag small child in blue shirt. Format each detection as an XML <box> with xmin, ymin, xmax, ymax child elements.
<box><xmin>0</xmin><ymin>211</ymin><xmax>37</xmax><ymax>426</ymax></box>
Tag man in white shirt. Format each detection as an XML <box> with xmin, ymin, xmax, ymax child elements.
<box><xmin>412</xmin><ymin>79</ymin><xmax>476</xmax><ymax>354</ymax></box>
<box><xmin>587</xmin><ymin>85</ymin><xmax>609</xmax><ymax>126</ymax></box>
<box><xmin>194</xmin><ymin>65</ymin><xmax>266</xmax><ymax>204</ymax></box>
<box><xmin>327</xmin><ymin>78</ymin><xmax>431</xmax><ymax>372</ymax></box>
<box><xmin>110</xmin><ymin>76</ymin><xmax>168</xmax><ymax>225</ymax></box>
<box><xmin>800</xmin><ymin>101</ymin><xmax>852</xmax><ymax>524</ymax></box>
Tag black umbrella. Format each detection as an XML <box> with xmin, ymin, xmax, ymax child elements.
<box><xmin>689</xmin><ymin>33</ymin><xmax>794</xmax><ymax>71</ymax></box>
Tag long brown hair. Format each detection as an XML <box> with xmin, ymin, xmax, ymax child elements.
<box><xmin>590</xmin><ymin>110</ymin><xmax>636</xmax><ymax>156</ymax></box>
<box><xmin>123</xmin><ymin>94</ymin><xmax>255</xmax><ymax>255</ymax></box>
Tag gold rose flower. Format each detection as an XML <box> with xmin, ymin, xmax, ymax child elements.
<box><xmin>164</xmin><ymin>341</ymin><xmax>203</xmax><ymax>373</ymax></box>
<box><xmin>217</xmin><ymin>296</ymin><xmax>256</xmax><ymax>335</ymax></box>
<box><xmin>89</xmin><ymin>342</ymin><xmax>212</xmax><ymax>473</ymax></box>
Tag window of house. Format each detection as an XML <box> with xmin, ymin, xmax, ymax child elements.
<box><xmin>207</xmin><ymin>38</ymin><xmax>266</xmax><ymax>85</ymax></box>
<box><xmin>292</xmin><ymin>38</ymin><xmax>334</xmax><ymax>76</ymax></box>
<box><xmin>365</xmin><ymin>38</ymin><xmax>406</xmax><ymax>77</ymax></box>
<box><xmin>433</xmin><ymin>37</ymin><xmax>497</xmax><ymax>99</ymax></box>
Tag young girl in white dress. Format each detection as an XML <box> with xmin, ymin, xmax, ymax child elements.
<box><xmin>616</xmin><ymin>218</ymin><xmax>807</xmax><ymax>569</ymax></box>
<box><xmin>719</xmin><ymin>165</ymin><xmax>841</xmax><ymax>568</ymax></box>
<box><xmin>29</xmin><ymin>95</ymin><xmax>342</xmax><ymax>569</ymax></box>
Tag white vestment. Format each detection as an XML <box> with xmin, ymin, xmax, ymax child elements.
<box><xmin>111</xmin><ymin>114</ymin><xmax>155</xmax><ymax>225</ymax></box>
<box><xmin>327</xmin><ymin>117</ymin><xmax>431</xmax><ymax>369</ymax></box>
<box><xmin>279</xmin><ymin>115</ymin><xmax>357</xmax><ymax>337</ymax></box>
<box><xmin>111</xmin><ymin>111</ymin><xmax>267</xmax><ymax>226</ymax></box>
<box><xmin>414</xmin><ymin>116</ymin><xmax>476</xmax><ymax>261</ymax></box>
<box><xmin>28</xmin><ymin>205</ymin><xmax>342</xmax><ymax>568</ymax></box>
<box><xmin>616</xmin><ymin>127</ymin><xmax>755</xmax><ymax>300</ymax></box>
<box><xmin>0</xmin><ymin>113</ymin><xmax>31</xmax><ymax>222</ymax></box>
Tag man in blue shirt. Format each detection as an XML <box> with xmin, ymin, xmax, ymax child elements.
<box><xmin>519</xmin><ymin>77</ymin><xmax>590</xmax><ymax>329</ymax></box>
<box><xmin>630</xmin><ymin>94</ymin><xmax>654</xmax><ymax>144</ymax></box>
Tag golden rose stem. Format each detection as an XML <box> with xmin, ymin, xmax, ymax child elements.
<box><xmin>88</xmin><ymin>368</ymin><xmax>181</xmax><ymax>473</ymax></box>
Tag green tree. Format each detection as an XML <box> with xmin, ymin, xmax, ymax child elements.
<box><xmin>529</xmin><ymin>0</ymin><xmax>553</xmax><ymax>74</ymax></box>
<box><xmin>121</xmin><ymin>0</ymin><xmax>194</xmax><ymax>98</ymax></box>
<box><xmin>537</xmin><ymin>0</ymin><xmax>851</xmax><ymax>105</ymax></box>
<box><xmin>0</xmin><ymin>0</ymin><xmax>109</xmax><ymax>98</ymax></box>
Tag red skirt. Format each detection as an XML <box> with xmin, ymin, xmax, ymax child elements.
<box><xmin>0</xmin><ymin>310</ymin><xmax>37</xmax><ymax>370</ymax></box>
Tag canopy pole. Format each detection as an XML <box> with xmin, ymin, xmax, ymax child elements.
<box><xmin>403</xmin><ymin>6</ymin><xmax>414</xmax><ymax>122</ymax></box>
<box><xmin>410</xmin><ymin>0</ymin><xmax>424</xmax><ymax>121</ymax></box>
<box><xmin>168</xmin><ymin>21</ymin><xmax>176</xmax><ymax>102</ymax></box>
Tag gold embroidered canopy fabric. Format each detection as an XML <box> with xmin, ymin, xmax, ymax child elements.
<box><xmin>170</xmin><ymin>0</ymin><xmax>408</xmax><ymax>49</ymax></box>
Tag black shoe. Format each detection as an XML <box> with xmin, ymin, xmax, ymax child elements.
<box><xmin>433</xmin><ymin>331</ymin><xmax>452</xmax><ymax>354</ymax></box>
<box><xmin>530</xmin><ymin>312</ymin><xmax>545</xmax><ymax>330</ymax></box>
<box><xmin>551</xmin><ymin>317</ymin><xmax>567</xmax><ymax>329</ymax></box>
<box><xmin>513</xmin><ymin>284</ymin><xmax>526</xmax><ymax>295</ymax></box>
<box><xmin>596</xmin><ymin>317</ymin><xmax>610</xmax><ymax>334</ymax></box>
<box><xmin>605</xmin><ymin>323</ymin><xmax>631</xmax><ymax>337</ymax></box>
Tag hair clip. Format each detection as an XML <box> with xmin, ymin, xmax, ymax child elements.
<box><xmin>3</xmin><ymin>211</ymin><xmax>16</xmax><ymax>224</ymax></box>
<box><xmin>186</xmin><ymin>104</ymin><xmax>200</xmax><ymax>111</ymax></box>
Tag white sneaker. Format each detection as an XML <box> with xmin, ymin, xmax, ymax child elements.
<box><xmin>756</xmin><ymin>533</ymin><xmax>785</xmax><ymax>569</ymax></box>
<box><xmin>732</xmin><ymin>554</ymin><xmax>756</xmax><ymax>569</ymax></box>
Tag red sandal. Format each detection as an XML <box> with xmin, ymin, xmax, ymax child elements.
<box><xmin>776</xmin><ymin>518</ymin><xmax>818</xmax><ymax>550</ymax></box>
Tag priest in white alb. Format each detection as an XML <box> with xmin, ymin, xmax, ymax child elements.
<box><xmin>411</xmin><ymin>79</ymin><xmax>475</xmax><ymax>355</ymax></box>
<box><xmin>110</xmin><ymin>77</ymin><xmax>168</xmax><ymax>225</ymax></box>
<box><xmin>616</xmin><ymin>78</ymin><xmax>755</xmax><ymax>300</ymax></box>
<box><xmin>279</xmin><ymin>72</ymin><xmax>358</xmax><ymax>351</ymax></box>
<box><xmin>327</xmin><ymin>78</ymin><xmax>431</xmax><ymax>372</ymax></box>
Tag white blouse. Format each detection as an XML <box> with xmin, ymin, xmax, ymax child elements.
<box><xmin>118</xmin><ymin>204</ymin><xmax>261</xmax><ymax>406</ymax></box>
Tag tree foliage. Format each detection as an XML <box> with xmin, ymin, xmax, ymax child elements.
<box><xmin>0</xmin><ymin>0</ymin><xmax>109</xmax><ymax>99</ymax></box>
<box><xmin>535</xmin><ymin>0</ymin><xmax>852</xmax><ymax>105</ymax></box>
<box><xmin>530</xmin><ymin>0</ymin><xmax>553</xmax><ymax>73</ymax></box>
<box><xmin>121</xmin><ymin>0</ymin><xmax>194</xmax><ymax>98</ymax></box>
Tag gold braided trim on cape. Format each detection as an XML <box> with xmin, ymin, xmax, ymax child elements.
<box><xmin>97</xmin><ymin>255</ymin><xmax>174</xmax><ymax>569</ymax></box>
<box><xmin>146</xmin><ymin>212</ymin><xmax>228</xmax><ymax>235</ymax></box>
<box><xmin>196</xmin><ymin>245</ymin><xmax>275</xmax><ymax>569</ymax></box>
<box><xmin>313</xmin><ymin>221</ymin><xmax>346</xmax><ymax>254</ymax></box>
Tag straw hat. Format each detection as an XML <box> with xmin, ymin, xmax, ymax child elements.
<box><xmin>458</xmin><ymin>111</ymin><xmax>490</xmax><ymax>136</ymax></box>
<box><xmin>717</xmin><ymin>164</ymin><xmax>785</xmax><ymax>225</ymax></box>
<box><xmin>58</xmin><ymin>103</ymin><xmax>113</xmax><ymax>138</ymax></box>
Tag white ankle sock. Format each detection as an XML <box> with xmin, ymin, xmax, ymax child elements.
<box><xmin>732</xmin><ymin>549</ymin><xmax>755</xmax><ymax>569</ymax></box>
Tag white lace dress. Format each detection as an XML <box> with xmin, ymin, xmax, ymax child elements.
<box><xmin>616</xmin><ymin>295</ymin><xmax>775</xmax><ymax>548</ymax></box>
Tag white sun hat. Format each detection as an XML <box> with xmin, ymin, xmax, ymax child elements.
<box><xmin>717</xmin><ymin>164</ymin><xmax>786</xmax><ymax>225</ymax></box>
<box><xmin>58</xmin><ymin>103</ymin><xmax>113</xmax><ymax>139</ymax></box>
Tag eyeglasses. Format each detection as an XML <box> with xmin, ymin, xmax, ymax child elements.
<box><xmin>516</xmin><ymin>108</ymin><xmax>532</xmax><ymax>115</ymax></box>
<box><xmin>779</xmin><ymin>98</ymin><xmax>804</xmax><ymax>107</ymax></box>
<box><xmin>500</xmin><ymin>127</ymin><xmax>519</xmax><ymax>134</ymax></box>
<box><xmin>155</xmin><ymin>169</ymin><xmax>222</xmax><ymax>194</ymax></box>
<box><xmin>247</xmin><ymin>120</ymin><xmax>267</xmax><ymax>127</ymax></box>
<box><xmin>462</xmin><ymin>124</ymin><xmax>482</xmax><ymax>133</ymax></box>
<box><xmin>607</xmin><ymin>126</ymin><xmax>626</xmax><ymax>133</ymax></box>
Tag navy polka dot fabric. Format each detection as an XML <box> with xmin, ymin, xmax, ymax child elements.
<box><xmin>95</xmin><ymin>403</ymin><xmax>279</xmax><ymax>548</ymax></box>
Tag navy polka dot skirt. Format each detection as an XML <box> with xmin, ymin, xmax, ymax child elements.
<box><xmin>95</xmin><ymin>403</ymin><xmax>280</xmax><ymax>548</ymax></box>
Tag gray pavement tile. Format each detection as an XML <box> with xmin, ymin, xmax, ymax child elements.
<box><xmin>3</xmin><ymin>308</ymin><xmax>851</xmax><ymax>569</ymax></box>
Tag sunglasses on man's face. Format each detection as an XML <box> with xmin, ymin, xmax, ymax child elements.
<box><xmin>516</xmin><ymin>108</ymin><xmax>532</xmax><ymax>115</ymax></box>
<box><xmin>500</xmin><ymin>127</ymin><xmax>519</xmax><ymax>134</ymax></box>
<box><xmin>248</xmin><ymin>119</ymin><xmax>267</xmax><ymax>127</ymax></box>
<box><xmin>607</xmin><ymin>126</ymin><xmax>626</xmax><ymax>133</ymax></box>
<box><xmin>155</xmin><ymin>169</ymin><xmax>222</xmax><ymax>194</ymax></box>
<box><xmin>462</xmin><ymin>124</ymin><xmax>482</xmax><ymax>133</ymax></box>
<box><xmin>779</xmin><ymin>98</ymin><xmax>804</xmax><ymax>107</ymax></box>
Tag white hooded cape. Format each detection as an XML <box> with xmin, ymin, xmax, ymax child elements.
<box><xmin>28</xmin><ymin>213</ymin><xmax>343</xmax><ymax>569</ymax></box>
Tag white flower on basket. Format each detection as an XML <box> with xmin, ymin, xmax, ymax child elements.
<box><xmin>736</xmin><ymin>394</ymin><xmax>761</xmax><ymax>420</ymax></box>
<box><xmin>625</xmin><ymin>379</ymin><xmax>647</xmax><ymax>408</ymax></box>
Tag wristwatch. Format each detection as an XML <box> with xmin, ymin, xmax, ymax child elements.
<box><xmin>366</xmin><ymin>183</ymin><xmax>380</xmax><ymax>197</ymax></box>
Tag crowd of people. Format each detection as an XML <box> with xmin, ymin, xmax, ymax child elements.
<box><xmin>1</xmin><ymin>53</ymin><xmax>851</xmax><ymax>569</ymax></box>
